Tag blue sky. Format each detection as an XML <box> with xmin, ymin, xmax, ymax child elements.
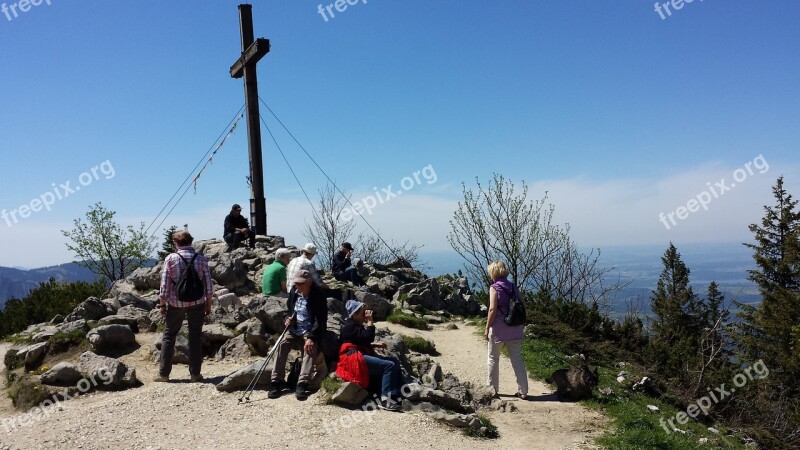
<box><xmin>0</xmin><ymin>0</ymin><xmax>798</xmax><ymax>268</ymax></box>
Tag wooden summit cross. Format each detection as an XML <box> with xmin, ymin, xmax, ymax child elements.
<box><xmin>230</xmin><ymin>3</ymin><xmax>270</xmax><ymax>235</ymax></box>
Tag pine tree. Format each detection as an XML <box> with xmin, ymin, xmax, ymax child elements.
<box><xmin>739</xmin><ymin>176</ymin><xmax>800</xmax><ymax>393</ymax></box>
<box><xmin>649</xmin><ymin>243</ymin><xmax>702</xmax><ymax>386</ymax></box>
<box><xmin>157</xmin><ymin>225</ymin><xmax>179</xmax><ymax>260</ymax></box>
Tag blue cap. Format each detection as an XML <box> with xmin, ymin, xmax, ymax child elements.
<box><xmin>345</xmin><ymin>300</ymin><xmax>364</xmax><ymax>318</ymax></box>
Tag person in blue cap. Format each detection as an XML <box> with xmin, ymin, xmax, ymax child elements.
<box><xmin>340</xmin><ymin>299</ymin><xmax>403</xmax><ymax>411</ymax></box>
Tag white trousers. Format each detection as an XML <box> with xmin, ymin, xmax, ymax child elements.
<box><xmin>487</xmin><ymin>330</ymin><xmax>529</xmax><ymax>396</ymax></box>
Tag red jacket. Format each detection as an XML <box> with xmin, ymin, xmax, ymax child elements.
<box><xmin>335</xmin><ymin>343</ymin><xmax>370</xmax><ymax>389</ymax></box>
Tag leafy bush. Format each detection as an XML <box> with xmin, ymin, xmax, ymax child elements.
<box><xmin>402</xmin><ymin>336</ymin><xmax>439</xmax><ymax>356</ymax></box>
<box><xmin>4</xmin><ymin>349</ymin><xmax>21</xmax><ymax>371</ymax></box>
<box><xmin>10</xmin><ymin>381</ymin><xmax>53</xmax><ymax>410</ymax></box>
<box><xmin>387</xmin><ymin>312</ymin><xmax>430</xmax><ymax>331</ymax></box>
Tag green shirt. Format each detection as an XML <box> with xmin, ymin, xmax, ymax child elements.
<box><xmin>262</xmin><ymin>260</ymin><xmax>287</xmax><ymax>295</ymax></box>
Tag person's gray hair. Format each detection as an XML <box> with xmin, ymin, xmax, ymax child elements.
<box><xmin>275</xmin><ymin>248</ymin><xmax>291</xmax><ymax>259</ymax></box>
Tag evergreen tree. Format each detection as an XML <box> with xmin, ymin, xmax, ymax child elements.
<box><xmin>157</xmin><ymin>225</ymin><xmax>179</xmax><ymax>260</ymax></box>
<box><xmin>739</xmin><ymin>176</ymin><xmax>800</xmax><ymax>393</ymax></box>
<box><xmin>649</xmin><ymin>243</ymin><xmax>702</xmax><ymax>386</ymax></box>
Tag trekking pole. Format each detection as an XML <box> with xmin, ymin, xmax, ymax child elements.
<box><xmin>239</xmin><ymin>312</ymin><xmax>296</xmax><ymax>404</ymax></box>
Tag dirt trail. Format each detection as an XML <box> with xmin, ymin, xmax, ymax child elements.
<box><xmin>0</xmin><ymin>323</ymin><xmax>604</xmax><ymax>450</ymax></box>
<box><xmin>385</xmin><ymin>322</ymin><xmax>605</xmax><ymax>449</ymax></box>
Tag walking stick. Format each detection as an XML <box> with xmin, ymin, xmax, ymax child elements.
<box><xmin>238</xmin><ymin>312</ymin><xmax>296</xmax><ymax>404</ymax></box>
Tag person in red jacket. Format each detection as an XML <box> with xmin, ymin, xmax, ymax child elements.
<box><xmin>339</xmin><ymin>300</ymin><xmax>403</xmax><ymax>412</ymax></box>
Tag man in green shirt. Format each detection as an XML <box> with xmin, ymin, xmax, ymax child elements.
<box><xmin>263</xmin><ymin>248</ymin><xmax>291</xmax><ymax>297</ymax></box>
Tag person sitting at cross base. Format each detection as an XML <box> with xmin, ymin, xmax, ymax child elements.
<box><xmin>223</xmin><ymin>204</ymin><xmax>255</xmax><ymax>251</ymax></box>
<box><xmin>262</xmin><ymin>248</ymin><xmax>291</xmax><ymax>297</ymax></box>
<box><xmin>332</xmin><ymin>242</ymin><xmax>365</xmax><ymax>286</ymax></box>
<box><xmin>338</xmin><ymin>299</ymin><xmax>403</xmax><ymax>411</ymax></box>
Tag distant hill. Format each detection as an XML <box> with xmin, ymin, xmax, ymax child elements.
<box><xmin>0</xmin><ymin>263</ymin><xmax>100</xmax><ymax>309</ymax></box>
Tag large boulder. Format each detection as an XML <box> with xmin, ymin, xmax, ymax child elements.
<box><xmin>57</xmin><ymin>319</ymin><xmax>89</xmax><ymax>334</ymax></box>
<box><xmin>215</xmin><ymin>334</ymin><xmax>253</xmax><ymax>361</ymax></box>
<box><xmin>87</xmin><ymin>324</ymin><xmax>136</xmax><ymax>352</ymax></box>
<box><xmin>116</xmin><ymin>306</ymin><xmax>153</xmax><ymax>332</ymax></box>
<box><xmin>64</xmin><ymin>297</ymin><xmax>115</xmax><ymax>322</ymax></box>
<box><xmin>366</xmin><ymin>274</ymin><xmax>402</xmax><ymax>298</ymax></box>
<box><xmin>115</xmin><ymin>292</ymin><xmax>156</xmax><ymax>311</ymax></box>
<box><xmin>216</xmin><ymin>359</ymin><xmax>273</xmax><ymax>392</ymax></box>
<box><xmin>127</xmin><ymin>263</ymin><xmax>163</xmax><ymax>291</ymax></box>
<box><xmin>353</xmin><ymin>290</ymin><xmax>393</xmax><ymax>321</ymax></box>
<box><xmin>17</xmin><ymin>342</ymin><xmax>48</xmax><ymax>369</ymax></box>
<box><xmin>79</xmin><ymin>351</ymin><xmax>137</xmax><ymax>388</ymax></box>
<box><xmin>40</xmin><ymin>362</ymin><xmax>83</xmax><ymax>386</ymax></box>
<box><xmin>202</xmin><ymin>323</ymin><xmax>234</xmax><ymax>344</ymax></box>
<box><xmin>235</xmin><ymin>318</ymin><xmax>273</xmax><ymax>356</ymax></box>
<box><xmin>395</xmin><ymin>279</ymin><xmax>444</xmax><ymax>311</ymax></box>
<box><xmin>208</xmin><ymin>251</ymin><xmax>249</xmax><ymax>289</ymax></box>
<box><xmin>248</xmin><ymin>297</ymin><xmax>288</xmax><ymax>334</ymax></box>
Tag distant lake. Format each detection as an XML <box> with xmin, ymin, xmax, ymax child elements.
<box><xmin>420</xmin><ymin>242</ymin><xmax>760</xmax><ymax>317</ymax></box>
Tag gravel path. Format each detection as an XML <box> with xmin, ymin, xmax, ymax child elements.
<box><xmin>0</xmin><ymin>322</ymin><xmax>604</xmax><ymax>449</ymax></box>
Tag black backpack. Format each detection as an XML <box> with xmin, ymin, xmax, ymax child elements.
<box><xmin>496</xmin><ymin>283</ymin><xmax>526</xmax><ymax>326</ymax></box>
<box><xmin>175</xmin><ymin>253</ymin><xmax>205</xmax><ymax>302</ymax></box>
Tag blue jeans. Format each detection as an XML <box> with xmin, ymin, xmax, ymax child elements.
<box><xmin>363</xmin><ymin>354</ymin><xmax>403</xmax><ymax>400</ymax></box>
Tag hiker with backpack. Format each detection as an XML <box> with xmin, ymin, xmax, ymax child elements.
<box><xmin>154</xmin><ymin>230</ymin><xmax>213</xmax><ymax>383</ymax></box>
<box><xmin>485</xmin><ymin>261</ymin><xmax>528</xmax><ymax>399</ymax></box>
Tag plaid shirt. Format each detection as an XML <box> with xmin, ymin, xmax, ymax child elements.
<box><xmin>286</xmin><ymin>254</ymin><xmax>324</xmax><ymax>290</ymax></box>
<box><xmin>159</xmin><ymin>247</ymin><xmax>213</xmax><ymax>308</ymax></box>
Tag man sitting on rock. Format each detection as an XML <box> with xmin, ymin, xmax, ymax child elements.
<box><xmin>339</xmin><ymin>300</ymin><xmax>403</xmax><ymax>411</ymax></box>
<box><xmin>286</xmin><ymin>243</ymin><xmax>327</xmax><ymax>290</ymax></box>
<box><xmin>223</xmin><ymin>204</ymin><xmax>255</xmax><ymax>251</ymax></box>
<box><xmin>332</xmin><ymin>242</ymin><xmax>365</xmax><ymax>287</ymax></box>
<box><xmin>154</xmin><ymin>230</ymin><xmax>213</xmax><ymax>383</ymax></box>
<box><xmin>269</xmin><ymin>269</ymin><xmax>328</xmax><ymax>400</ymax></box>
<box><xmin>262</xmin><ymin>248</ymin><xmax>291</xmax><ymax>297</ymax></box>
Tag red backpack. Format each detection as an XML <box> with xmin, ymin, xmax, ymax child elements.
<box><xmin>335</xmin><ymin>343</ymin><xmax>370</xmax><ymax>389</ymax></box>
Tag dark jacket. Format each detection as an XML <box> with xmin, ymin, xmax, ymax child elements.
<box><xmin>341</xmin><ymin>317</ymin><xmax>375</xmax><ymax>351</ymax></box>
<box><xmin>286</xmin><ymin>284</ymin><xmax>328</xmax><ymax>344</ymax></box>
<box><xmin>332</xmin><ymin>250</ymin><xmax>351</xmax><ymax>275</ymax></box>
<box><xmin>223</xmin><ymin>213</ymin><xmax>249</xmax><ymax>237</ymax></box>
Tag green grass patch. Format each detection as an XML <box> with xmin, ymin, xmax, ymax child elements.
<box><xmin>402</xmin><ymin>336</ymin><xmax>439</xmax><ymax>356</ymax></box>
<box><xmin>321</xmin><ymin>376</ymin><xmax>343</xmax><ymax>394</ymax></box>
<box><xmin>9</xmin><ymin>380</ymin><xmax>54</xmax><ymax>410</ymax></box>
<box><xmin>387</xmin><ymin>311</ymin><xmax>430</xmax><ymax>330</ymax></box>
<box><xmin>48</xmin><ymin>328</ymin><xmax>88</xmax><ymax>354</ymax></box>
<box><xmin>463</xmin><ymin>414</ymin><xmax>499</xmax><ymax>439</ymax></box>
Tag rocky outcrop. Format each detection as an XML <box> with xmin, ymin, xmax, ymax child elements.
<box><xmin>216</xmin><ymin>359</ymin><xmax>273</xmax><ymax>392</ymax></box>
<box><xmin>64</xmin><ymin>297</ymin><xmax>115</xmax><ymax>323</ymax></box>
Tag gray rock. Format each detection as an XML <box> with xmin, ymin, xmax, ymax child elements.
<box><xmin>470</xmin><ymin>384</ymin><xmax>496</xmax><ymax>406</ymax></box>
<box><xmin>40</xmin><ymin>362</ymin><xmax>83</xmax><ymax>385</ymax></box>
<box><xmin>216</xmin><ymin>359</ymin><xmax>274</xmax><ymax>392</ymax></box>
<box><xmin>79</xmin><ymin>351</ymin><xmax>137</xmax><ymax>388</ymax></box>
<box><xmin>57</xmin><ymin>319</ymin><xmax>89</xmax><ymax>334</ymax></box>
<box><xmin>326</xmin><ymin>297</ymin><xmax>347</xmax><ymax>318</ymax></box>
<box><xmin>422</xmin><ymin>315</ymin><xmax>443</xmax><ymax>324</ymax></box>
<box><xmin>215</xmin><ymin>334</ymin><xmax>253</xmax><ymax>361</ymax></box>
<box><xmin>127</xmin><ymin>263</ymin><xmax>163</xmax><ymax>291</ymax></box>
<box><xmin>425</xmin><ymin>410</ymin><xmax>477</xmax><ymax>428</ymax></box>
<box><xmin>249</xmin><ymin>297</ymin><xmax>289</xmax><ymax>334</ymax></box>
<box><xmin>98</xmin><ymin>315</ymin><xmax>140</xmax><ymax>331</ymax></box>
<box><xmin>202</xmin><ymin>323</ymin><xmax>234</xmax><ymax>343</ymax></box>
<box><xmin>353</xmin><ymin>290</ymin><xmax>393</xmax><ymax>321</ymax></box>
<box><xmin>64</xmin><ymin>297</ymin><xmax>115</xmax><ymax>322</ymax></box>
<box><xmin>115</xmin><ymin>292</ymin><xmax>155</xmax><ymax>311</ymax></box>
<box><xmin>330</xmin><ymin>382</ymin><xmax>369</xmax><ymax>406</ymax></box>
<box><xmin>18</xmin><ymin>342</ymin><xmax>48</xmax><ymax>369</ymax></box>
<box><xmin>117</xmin><ymin>306</ymin><xmax>153</xmax><ymax>332</ymax></box>
<box><xmin>236</xmin><ymin>318</ymin><xmax>272</xmax><ymax>356</ymax></box>
<box><xmin>404</xmin><ymin>383</ymin><xmax>465</xmax><ymax>412</ymax></box>
<box><xmin>445</xmin><ymin>323</ymin><xmax>459</xmax><ymax>330</ymax></box>
<box><xmin>32</xmin><ymin>327</ymin><xmax>57</xmax><ymax>343</ymax></box>
<box><xmin>87</xmin><ymin>324</ymin><xmax>136</xmax><ymax>351</ymax></box>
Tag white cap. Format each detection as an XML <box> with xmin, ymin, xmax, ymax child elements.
<box><xmin>302</xmin><ymin>243</ymin><xmax>317</xmax><ymax>255</ymax></box>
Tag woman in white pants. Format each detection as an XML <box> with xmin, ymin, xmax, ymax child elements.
<box><xmin>484</xmin><ymin>261</ymin><xmax>528</xmax><ymax>399</ymax></box>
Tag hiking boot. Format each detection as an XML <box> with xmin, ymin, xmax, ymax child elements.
<box><xmin>380</xmin><ymin>399</ymin><xmax>402</xmax><ymax>412</ymax></box>
<box><xmin>190</xmin><ymin>374</ymin><xmax>204</xmax><ymax>383</ymax></box>
<box><xmin>268</xmin><ymin>380</ymin><xmax>284</xmax><ymax>399</ymax></box>
<box><xmin>295</xmin><ymin>382</ymin><xmax>309</xmax><ymax>401</ymax></box>
<box><xmin>153</xmin><ymin>375</ymin><xmax>170</xmax><ymax>383</ymax></box>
